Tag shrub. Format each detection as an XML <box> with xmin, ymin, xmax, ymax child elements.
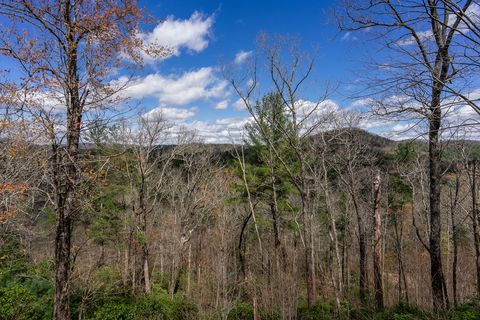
<box><xmin>172</xmin><ymin>295</ymin><xmax>198</xmax><ymax>320</ymax></box>
<box><xmin>449</xmin><ymin>303</ymin><xmax>480</xmax><ymax>320</ymax></box>
<box><xmin>92</xmin><ymin>302</ymin><xmax>136</xmax><ymax>320</ymax></box>
<box><xmin>351</xmin><ymin>302</ymin><xmax>429</xmax><ymax>320</ymax></box>
<box><xmin>259</xmin><ymin>309</ymin><xmax>281</xmax><ymax>320</ymax></box>
<box><xmin>227</xmin><ymin>303</ymin><xmax>254</xmax><ymax>320</ymax></box>
<box><xmin>136</xmin><ymin>294</ymin><xmax>173</xmax><ymax>319</ymax></box>
<box><xmin>0</xmin><ymin>284</ymin><xmax>42</xmax><ymax>320</ymax></box>
<box><xmin>86</xmin><ymin>284</ymin><xmax>199</xmax><ymax>320</ymax></box>
<box><xmin>297</xmin><ymin>300</ymin><xmax>344</xmax><ymax>320</ymax></box>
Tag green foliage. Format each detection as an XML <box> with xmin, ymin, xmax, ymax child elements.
<box><xmin>0</xmin><ymin>284</ymin><xmax>43</xmax><ymax>320</ymax></box>
<box><xmin>227</xmin><ymin>303</ymin><xmax>254</xmax><ymax>320</ymax></box>
<box><xmin>388</xmin><ymin>175</ymin><xmax>412</xmax><ymax>211</ymax></box>
<box><xmin>449</xmin><ymin>303</ymin><xmax>480</xmax><ymax>320</ymax></box>
<box><xmin>39</xmin><ymin>206</ymin><xmax>56</xmax><ymax>228</ymax></box>
<box><xmin>135</xmin><ymin>294</ymin><xmax>173</xmax><ymax>319</ymax></box>
<box><xmin>92</xmin><ymin>302</ymin><xmax>137</xmax><ymax>320</ymax></box>
<box><xmin>88</xmin><ymin>214</ymin><xmax>122</xmax><ymax>244</ymax></box>
<box><xmin>0</xmin><ymin>240</ymin><xmax>28</xmax><ymax>286</ymax></box>
<box><xmin>297</xmin><ymin>300</ymin><xmax>348</xmax><ymax>320</ymax></box>
<box><xmin>87</xmin><ymin>176</ymin><xmax>129</xmax><ymax>245</ymax></box>
<box><xmin>351</xmin><ymin>302</ymin><xmax>429</xmax><ymax>320</ymax></box>
<box><xmin>90</xmin><ymin>286</ymin><xmax>197</xmax><ymax>320</ymax></box>
<box><xmin>0</xmin><ymin>234</ymin><xmax>54</xmax><ymax>319</ymax></box>
<box><xmin>393</xmin><ymin>143</ymin><xmax>417</xmax><ymax>163</ymax></box>
<box><xmin>259</xmin><ymin>309</ymin><xmax>281</xmax><ymax>320</ymax></box>
<box><xmin>171</xmin><ymin>295</ymin><xmax>198</xmax><ymax>320</ymax></box>
<box><xmin>94</xmin><ymin>266</ymin><xmax>124</xmax><ymax>293</ymax></box>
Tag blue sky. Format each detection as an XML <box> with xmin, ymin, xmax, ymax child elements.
<box><xmin>117</xmin><ymin>0</ymin><xmax>366</xmax><ymax>142</ymax></box>
<box><xmin>4</xmin><ymin>0</ymin><xmax>477</xmax><ymax>143</ymax></box>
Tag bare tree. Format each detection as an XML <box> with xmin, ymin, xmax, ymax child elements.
<box><xmin>228</xmin><ymin>34</ymin><xmax>331</xmax><ymax>307</ymax></box>
<box><xmin>338</xmin><ymin>0</ymin><xmax>480</xmax><ymax>309</ymax></box>
<box><xmin>111</xmin><ymin>113</ymin><xmax>176</xmax><ymax>294</ymax></box>
<box><xmin>0</xmin><ymin>1</ymin><xmax>170</xmax><ymax>315</ymax></box>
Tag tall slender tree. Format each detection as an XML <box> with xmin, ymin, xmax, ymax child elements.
<box><xmin>0</xmin><ymin>1</ymin><xmax>169</xmax><ymax>318</ymax></box>
<box><xmin>339</xmin><ymin>0</ymin><xmax>480</xmax><ymax>309</ymax></box>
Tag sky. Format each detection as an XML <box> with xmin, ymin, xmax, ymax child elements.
<box><xmin>3</xmin><ymin>1</ymin><xmax>478</xmax><ymax>143</ymax></box>
<box><xmin>118</xmin><ymin>0</ymin><xmax>364</xmax><ymax>143</ymax></box>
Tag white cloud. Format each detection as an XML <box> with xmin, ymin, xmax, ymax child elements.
<box><xmin>215</xmin><ymin>100</ymin><xmax>229</xmax><ymax>110</ymax></box>
<box><xmin>358</xmin><ymin>118</ymin><xmax>394</xmax><ymax>130</ymax></box>
<box><xmin>118</xmin><ymin>67</ymin><xmax>229</xmax><ymax>106</ymax></box>
<box><xmin>234</xmin><ymin>50</ymin><xmax>252</xmax><ymax>64</ymax></box>
<box><xmin>397</xmin><ymin>29</ymin><xmax>433</xmax><ymax>46</ymax></box>
<box><xmin>145</xmin><ymin>106</ymin><xmax>198</xmax><ymax>122</ymax></box>
<box><xmin>340</xmin><ymin>32</ymin><xmax>358</xmax><ymax>41</ymax></box>
<box><xmin>398</xmin><ymin>4</ymin><xmax>480</xmax><ymax>46</ymax></box>
<box><xmin>186</xmin><ymin>117</ymin><xmax>252</xmax><ymax>143</ymax></box>
<box><xmin>139</xmin><ymin>12</ymin><xmax>214</xmax><ymax>62</ymax></box>
<box><xmin>157</xmin><ymin>116</ymin><xmax>252</xmax><ymax>144</ymax></box>
<box><xmin>297</xmin><ymin>99</ymin><xmax>339</xmax><ymax>119</ymax></box>
<box><xmin>350</xmin><ymin>98</ymin><xmax>374</xmax><ymax>108</ymax></box>
<box><xmin>341</xmin><ymin>32</ymin><xmax>351</xmax><ymax>41</ymax></box>
<box><xmin>233</xmin><ymin>98</ymin><xmax>247</xmax><ymax>110</ymax></box>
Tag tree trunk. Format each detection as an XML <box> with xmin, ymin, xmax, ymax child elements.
<box><xmin>393</xmin><ymin>207</ymin><xmax>409</xmax><ymax>303</ymax></box>
<box><xmin>429</xmin><ymin>88</ymin><xmax>447</xmax><ymax>310</ymax></box>
<box><xmin>54</xmin><ymin>7</ymin><xmax>83</xmax><ymax>317</ymax></box>
<box><xmin>470</xmin><ymin>161</ymin><xmax>480</xmax><ymax>297</ymax></box>
<box><xmin>141</xmin><ymin>213</ymin><xmax>151</xmax><ymax>294</ymax></box>
<box><xmin>359</xmin><ymin>227</ymin><xmax>367</xmax><ymax>305</ymax></box>
<box><xmin>451</xmin><ymin>172</ymin><xmax>460</xmax><ymax>306</ymax></box>
<box><xmin>373</xmin><ymin>172</ymin><xmax>383</xmax><ymax>309</ymax></box>
<box><xmin>187</xmin><ymin>243</ymin><xmax>192</xmax><ymax>296</ymax></box>
<box><xmin>54</xmin><ymin>209</ymin><xmax>72</xmax><ymax>320</ymax></box>
<box><xmin>143</xmin><ymin>247</ymin><xmax>151</xmax><ymax>294</ymax></box>
<box><xmin>303</xmin><ymin>189</ymin><xmax>315</xmax><ymax>306</ymax></box>
<box><xmin>352</xmin><ymin>194</ymin><xmax>367</xmax><ymax>305</ymax></box>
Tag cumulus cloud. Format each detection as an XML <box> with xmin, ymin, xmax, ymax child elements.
<box><xmin>215</xmin><ymin>100</ymin><xmax>229</xmax><ymax>110</ymax></box>
<box><xmin>144</xmin><ymin>106</ymin><xmax>198</xmax><ymax>122</ymax></box>
<box><xmin>397</xmin><ymin>29</ymin><xmax>433</xmax><ymax>46</ymax></box>
<box><xmin>160</xmin><ymin>116</ymin><xmax>252</xmax><ymax>144</ymax></box>
<box><xmin>350</xmin><ymin>98</ymin><xmax>375</xmax><ymax>109</ymax></box>
<box><xmin>187</xmin><ymin>117</ymin><xmax>252</xmax><ymax>143</ymax></box>
<box><xmin>398</xmin><ymin>4</ymin><xmax>480</xmax><ymax>46</ymax></box>
<box><xmin>297</xmin><ymin>99</ymin><xmax>339</xmax><ymax>119</ymax></box>
<box><xmin>117</xmin><ymin>67</ymin><xmax>229</xmax><ymax>106</ymax></box>
<box><xmin>233</xmin><ymin>98</ymin><xmax>247</xmax><ymax>110</ymax></box>
<box><xmin>234</xmin><ymin>50</ymin><xmax>252</xmax><ymax>64</ymax></box>
<box><xmin>139</xmin><ymin>12</ymin><xmax>214</xmax><ymax>62</ymax></box>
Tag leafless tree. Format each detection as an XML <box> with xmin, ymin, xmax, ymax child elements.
<box><xmin>111</xmin><ymin>113</ymin><xmax>176</xmax><ymax>294</ymax></box>
<box><xmin>227</xmin><ymin>33</ymin><xmax>331</xmax><ymax>307</ymax></box>
<box><xmin>0</xmin><ymin>1</ymin><xmax>171</xmax><ymax>317</ymax></box>
<box><xmin>338</xmin><ymin>0</ymin><xmax>480</xmax><ymax>309</ymax></box>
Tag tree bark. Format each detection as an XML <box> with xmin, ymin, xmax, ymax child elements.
<box><xmin>470</xmin><ymin>161</ymin><xmax>480</xmax><ymax>297</ymax></box>
<box><xmin>393</xmin><ymin>206</ymin><xmax>408</xmax><ymax>303</ymax></box>
<box><xmin>54</xmin><ymin>16</ymin><xmax>82</xmax><ymax>317</ymax></box>
<box><xmin>351</xmin><ymin>193</ymin><xmax>367</xmax><ymax>305</ymax></box>
<box><xmin>451</xmin><ymin>172</ymin><xmax>460</xmax><ymax>306</ymax></box>
<box><xmin>302</xmin><ymin>185</ymin><xmax>315</xmax><ymax>307</ymax></box>
<box><xmin>54</xmin><ymin>207</ymin><xmax>72</xmax><ymax>320</ymax></box>
<box><xmin>373</xmin><ymin>172</ymin><xmax>383</xmax><ymax>309</ymax></box>
<box><xmin>429</xmin><ymin>85</ymin><xmax>447</xmax><ymax>310</ymax></box>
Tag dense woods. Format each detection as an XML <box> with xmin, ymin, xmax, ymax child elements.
<box><xmin>1</xmin><ymin>0</ymin><xmax>480</xmax><ymax>319</ymax></box>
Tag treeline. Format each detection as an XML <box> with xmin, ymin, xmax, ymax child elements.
<box><xmin>2</xmin><ymin>101</ymin><xmax>480</xmax><ymax>320</ymax></box>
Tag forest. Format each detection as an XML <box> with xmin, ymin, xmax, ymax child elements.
<box><xmin>1</xmin><ymin>0</ymin><xmax>480</xmax><ymax>319</ymax></box>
